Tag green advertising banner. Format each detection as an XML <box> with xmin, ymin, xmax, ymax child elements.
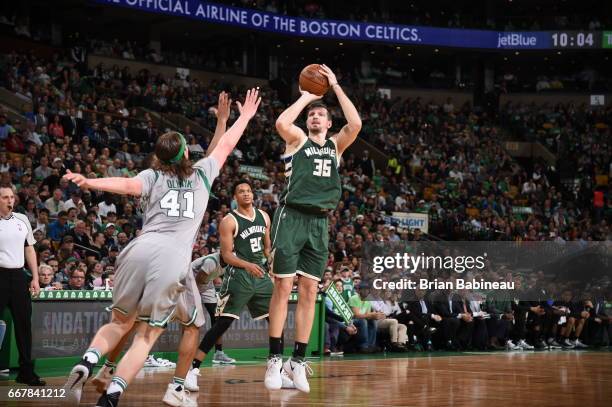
<box><xmin>36</xmin><ymin>290</ymin><xmax>113</xmax><ymax>301</ymax></box>
<box><xmin>325</xmin><ymin>285</ymin><xmax>354</xmax><ymax>324</ymax></box>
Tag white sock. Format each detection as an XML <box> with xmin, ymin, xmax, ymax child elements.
<box><xmin>107</xmin><ymin>377</ymin><xmax>127</xmax><ymax>395</ymax></box>
<box><xmin>83</xmin><ymin>348</ymin><xmax>100</xmax><ymax>364</ymax></box>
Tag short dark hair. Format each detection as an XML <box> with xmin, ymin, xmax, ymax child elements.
<box><xmin>232</xmin><ymin>179</ymin><xmax>252</xmax><ymax>195</ymax></box>
<box><xmin>306</xmin><ymin>102</ymin><xmax>332</xmax><ymax>120</ymax></box>
<box><xmin>58</xmin><ymin>211</ymin><xmax>68</xmax><ymax>218</ymax></box>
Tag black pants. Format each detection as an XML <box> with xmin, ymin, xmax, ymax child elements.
<box><xmin>407</xmin><ymin>313</ymin><xmax>434</xmax><ymax>346</ymax></box>
<box><xmin>204</xmin><ymin>302</ymin><xmax>217</xmax><ymax>324</ymax></box>
<box><xmin>486</xmin><ymin>317</ymin><xmax>512</xmax><ymax>341</ymax></box>
<box><xmin>471</xmin><ymin>318</ymin><xmax>489</xmax><ymax>350</ymax></box>
<box><xmin>0</xmin><ymin>268</ymin><xmax>34</xmax><ymax>375</ymax></box>
<box><xmin>434</xmin><ymin>317</ymin><xmax>460</xmax><ymax>347</ymax></box>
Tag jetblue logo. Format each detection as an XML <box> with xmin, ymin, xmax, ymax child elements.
<box><xmin>497</xmin><ymin>33</ymin><xmax>537</xmax><ymax>48</ymax></box>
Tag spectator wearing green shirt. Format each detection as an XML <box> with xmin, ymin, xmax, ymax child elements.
<box><xmin>349</xmin><ymin>282</ymin><xmax>385</xmax><ymax>353</ymax></box>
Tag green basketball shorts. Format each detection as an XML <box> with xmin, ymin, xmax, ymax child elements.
<box><xmin>270</xmin><ymin>204</ymin><xmax>329</xmax><ymax>282</ymax></box>
<box><xmin>215</xmin><ymin>267</ymin><xmax>273</xmax><ymax>320</ymax></box>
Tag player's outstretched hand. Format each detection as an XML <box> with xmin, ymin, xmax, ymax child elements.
<box><xmin>215</xmin><ymin>91</ymin><xmax>232</xmax><ymax>122</ymax></box>
<box><xmin>244</xmin><ymin>262</ymin><xmax>265</xmax><ymax>278</ymax></box>
<box><xmin>236</xmin><ymin>88</ymin><xmax>261</xmax><ymax>120</ymax></box>
<box><xmin>318</xmin><ymin>64</ymin><xmax>338</xmax><ymax>87</ymax></box>
<box><xmin>63</xmin><ymin>169</ymin><xmax>90</xmax><ymax>189</ymax></box>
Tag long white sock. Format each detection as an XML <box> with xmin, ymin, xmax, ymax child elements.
<box><xmin>107</xmin><ymin>376</ymin><xmax>127</xmax><ymax>395</ymax></box>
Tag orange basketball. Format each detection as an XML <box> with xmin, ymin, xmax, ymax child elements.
<box><xmin>299</xmin><ymin>64</ymin><xmax>329</xmax><ymax>96</ymax></box>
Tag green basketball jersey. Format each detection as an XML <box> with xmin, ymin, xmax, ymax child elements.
<box><xmin>228</xmin><ymin>208</ymin><xmax>267</xmax><ymax>266</ymax></box>
<box><xmin>280</xmin><ymin>137</ymin><xmax>341</xmax><ymax>211</ymax></box>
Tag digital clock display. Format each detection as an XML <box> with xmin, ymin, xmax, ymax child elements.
<box><xmin>551</xmin><ymin>31</ymin><xmax>600</xmax><ymax>48</ymax></box>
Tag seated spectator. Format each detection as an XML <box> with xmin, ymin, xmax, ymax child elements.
<box><xmin>38</xmin><ymin>264</ymin><xmax>62</xmax><ymax>290</ymax></box>
<box><xmin>55</xmin><ymin>257</ymin><xmax>77</xmax><ymax>286</ymax></box>
<box><xmin>44</xmin><ymin>188</ymin><xmax>65</xmax><ymax>217</ymax></box>
<box><xmin>48</xmin><ymin>115</ymin><xmax>65</xmax><ymax>142</ymax></box>
<box><xmin>86</xmin><ymin>262</ymin><xmax>105</xmax><ymax>289</ymax></box>
<box><xmin>405</xmin><ymin>289</ymin><xmax>440</xmax><ymax>351</ymax></box>
<box><xmin>371</xmin><ymin>298</ymin><xmax>408</xmax><ymax>352</ymax></box>
<box><xmin>107</xmin><ymin>159</ymin><xmax>123</xmax><ymax>177</ymax></box>
<box><xmin>116</xmin><ymin>232</ymin><xmax>129</xmax><ymax>251</ymax></box>
<box><xmin>106</xmin><ymin>271</ymin><xmax>116</xmax><ymax>289</ymax></box>
<box><xmin>34</xmin><ymin>208</ymin><xmax>50</xmax><ymax>237</ymax></box>
<box><xmin>66</xmin><ymin>207</ymin><xmax>79</xmax><ymax>228</ymax></box>
<box><xmin>47</xmin><ymin>211</ymin><xmax>70</xmax><ymax>242</ymax></box>
<box><xmin>101</xmin><ymin>246</ymin><xmax>119</xmax><ymax>267</ymax></box>
<box><xmin>102</xmin><ymin>223</ymin><xmax>118</xmax><ymax>248</ymax></box>
<box><xmin>324</xmin><ymin>279</ymin><xmax>358</xmax><ymax>355</ymax></box>
<box><xmin>432</xmin><ymin>288</ymin><xmax>473</xmax><ymax>350</ymax></box>
<box><xmin>484</xmin><ymin>290</ymin><xmax>518</xmax><ymax>350</ymax></box>
<box><xmin>89</xmin><ymin>231</ymin><xmax>108</xmax><ymax>260</ymax></box>
<box><xmin>63</xmin><ymin>190</ymin><xmax>87</xmax><ymax>216</ymax></box>
<box><xmin>64</xmin><ymin>269</ymin><xmax>87</xmax><ymax>290</ymax></box>
<box><xmin>553</xmin><ymin>290</ymin><xmax>589</xmax><ymax>349</ymax></box>
<box><xmin>586</xmin><ymin>292</ymin><xmax>611</xmax><ymax>347</ymax></box>
<box><xmin>69</xmin><ymin>220</ymin><xmax>92</xmax><ymax>253</ymax></box>
<box><xmin>56</xmin><ymin>235</ymin><xmax>81</xmax><ymax>263</ymax></box>
<box><xmin>98</xmin><ymin>193</ymin><xmax>117</xmax><ymax>218</ymax></box>
<box><xmin>338</xmin><ymin>266</ymin><xmax>355</xmax><ymax>301</ymax></box>
<box><xmin>34</xmin><ymin>156</ymin><xmax>52</xmax><ymax>181</ymax></box>
<box><xmin>348</xmin><ymin>283</ymin><xmax>385</xmax><ymax>353</ymax></box>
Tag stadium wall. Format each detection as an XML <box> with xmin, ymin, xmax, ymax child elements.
<box><xmin>389</xmin><ymin>88</ymin><xmax>473</xmax><ymax>106</ymax></box>
<box><xmin>87</xmin><ymin>55</ymin><xmax>269</xmax><ymax>87</ymax></box>
<box><xmin>501</xmin><ymin>92</ymin><xmax>611</xmax><ymax>106</ymax></box>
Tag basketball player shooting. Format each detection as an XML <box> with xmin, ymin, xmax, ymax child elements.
<box><xmin>265</xmin><ymin>65</ymin><xmax>362</xmax><ymax>393</ymax></box>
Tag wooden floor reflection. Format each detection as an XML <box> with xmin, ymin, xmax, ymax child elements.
<box><xmin>3</xmin><ymin>351</ymin><xmax>612</xmax><ymax>406</ymax></box>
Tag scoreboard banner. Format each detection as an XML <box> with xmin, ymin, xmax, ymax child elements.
<box><xmin>30</xmin><ymin>301</ymin><xmax>299</xmax><ymax>357</ymax></box>
<box><xmin>95</xmin><ymin>0</ymin><xmax>610</xmax><ymax>50</ymax></box>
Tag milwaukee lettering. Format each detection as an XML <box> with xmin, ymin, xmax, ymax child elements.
<box><xmin>304</xmin><ymin>146</ymin><xmax>336</xmax><ymax>158</ymax></box>
<box><xmin>497</xmin><ymin>33</ymin><xmax>537</xmax><ymax>48</ymax></box>
<box><xmin>239</xmin><ymin>225</ymin><xmax>266</xmax><ymax>239</ymax></box>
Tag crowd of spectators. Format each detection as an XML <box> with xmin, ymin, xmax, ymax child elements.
<box><xmin>88</xmin><ymin>39</ymin><xmax>245</xmax><ymax>76</ymax></box>
<box><xmin>0</xmin><ymin>45</ymin><xmax>610</xmax><ymax>357</ymax></box>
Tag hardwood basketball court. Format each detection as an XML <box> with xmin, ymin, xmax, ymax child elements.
<box><xmin>2</xmin><ymin>351</ymin><xmax>611</xmax><ymax>406</ymax></box>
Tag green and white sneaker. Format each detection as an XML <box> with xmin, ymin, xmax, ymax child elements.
<box><xmin>212</xmin><ymin>350</ymin><xmax>236</xmax><ymax>364</ymax></box>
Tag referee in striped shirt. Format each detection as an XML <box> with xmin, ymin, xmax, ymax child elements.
<box><xmin>0</xmin><ymin>186</ymin><xmax>45</xmax><ymax>386</ymax></box>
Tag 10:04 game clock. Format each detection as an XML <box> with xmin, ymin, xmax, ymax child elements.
<box><xmin>551</xmin><ymin>31</ymin><xmax>598</xmax><ymax>48</ymax></box>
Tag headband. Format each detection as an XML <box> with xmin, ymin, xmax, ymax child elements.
<box><xmin>166</xmin><ymin>132</ymin><xmax>186</xmax><ymax>164</ymax></box>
